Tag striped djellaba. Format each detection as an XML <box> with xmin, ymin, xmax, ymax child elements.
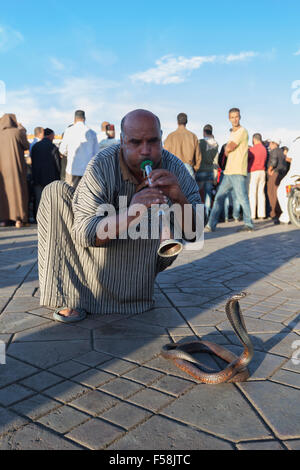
<box><xmin>37</xmin><ymin>145</ymin><xmax>201</xmax><ymax>315</ymax></box>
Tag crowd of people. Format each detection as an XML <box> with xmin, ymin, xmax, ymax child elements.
<box><xmin>164</xmin><ymin>109</ymin><xmax>300</xmax><ymax>230</ymax></box>
<box><xmin>0</xmin><ymin>108</ymin><xmax>299</xmax><ymax>230</ymax></box>
<box><xmin>0</xmin><ymin>111</ymin><xmax>119</xmax><ymax>226</ymax></box>
<box><xmin>0</xmin><ymin>107</ymin><xmax>299</xmax><ymax>322</ymax></box>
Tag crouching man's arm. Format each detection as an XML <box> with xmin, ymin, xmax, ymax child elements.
<box><xmin>95</xmin><ymin>187</ymin><xmax>168</xmax><ymax>247</ymax></box>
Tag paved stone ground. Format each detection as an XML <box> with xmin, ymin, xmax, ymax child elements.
<box><xmin>0</xmin><ymin>220</ymin><xmax>300</xmax><ymax>450</ymax></box>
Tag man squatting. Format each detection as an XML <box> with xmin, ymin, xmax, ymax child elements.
<box><xmin>37</xmin><ymin>109</ymin><xmax>202</xmax><ymax>322</ymax></box>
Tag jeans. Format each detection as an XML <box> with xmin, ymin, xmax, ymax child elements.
<box><xmin>218</xmin><ymin>173</ymin><xmax>240</xmax><ymax>221</ymax></box>
<box><xmin>196</xmin><ymin>171</ymin><xmax>214</xmax><ymax>217</ymax></box>
<box><xmin>208</xmin><ymin>174</ymin><xmax>253</xmax><ymax>230</ymax></box>
<box><xmin>224</xmin><ymin>191</ymin><xmax>241</xmax><ymax>220</ymax></box>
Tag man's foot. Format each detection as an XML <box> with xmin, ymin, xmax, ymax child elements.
<box><xmin>58</xmin><ymin>308</ymin><xmax>81</xmax><ymax>318</ymax></box>
<box><xmin>205</xmin><ymin>224</ymin><xmax>215</xmax><ymax>232</ymax></box>
<box><xmin>279</xmin><ymin>219</ymin><xmax>290</xmax><ymax>224</ymax></box>
<box><xmin>15</xmin><ymin>220</ymin><xmax>23</xmax><ymax>229</ymax></box>
<box><xmin>225</xmin><ymin>218</ymin><xmax>229</xmax><ymax>223</ymax></box>
<box><xmin>272</xmin><ymin>217</ymin><xmax>280</xmax><ymax>225</ymax></box>
<box><xmin>53</xmin><ymin>308</ymin><xmax>87</xmax><ymax>323</ymax></box>
<box><xmin>234</xmin><ymin>218</ymin><xmax>240</xmax><ymax>223</ymax></box>
<box><xmin>237</xmin><ymin>225</ymin><xmax>254</xmax><ymax>232</ymax></box>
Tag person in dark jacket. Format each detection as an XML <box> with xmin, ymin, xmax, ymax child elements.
<box><xmin>195</xmin><ymin>124</ymin><xmax>218</xmax><ymax>218</ymax></box>
<box><xmin>31</xmin><ymin>128</ymin><xmax>61</xmax><ymax>215</ymax></box>
<box><xmin>267</xmin><ymin>138</ymin><xmax>287</xmax><ymax>224</ymax></box>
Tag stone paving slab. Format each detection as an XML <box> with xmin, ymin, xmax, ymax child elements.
<box><xmin>108</xmin><ymin>415</ymin><xmax>234</xmax><ymax>450</ymax></box>
<box><xmin>284</xmin><ymin>440</ymin><xmax>300</xmax><ymax>450</ymax></box>
<box><xmin>65</xmin><ymin>418</ymin><xmax>125</xmax><ymax>450</ymax></box>
<box><xmin>20</xmin><ymin>371</ymin><xmax>64</xmax><ymax>392</ymax></box>
<box><xmin>101</xmin><ymin>402</ymin><xmax>152</xmax><ymax>431</ymax></box>
<box><xmin>238</xmin><ymin>381</ymin><xmax>300</xmax><ymax>440</ymax></box>
<box><xmin>160</xmin><ymin>383</ymin><xmax>272</xmax><ymax>442</ymax></box>
<box><xmin>0</xmin><ymin>423</ymin><xmax>81</xmax><ymax>450</ymax></box>
<box><xmin>0</xmin><ymin>407</ymin><xmax>29</xmax><ymax>436</ymax></box>
<box><xmin>0</xmin><ymin>312</ymin><xmax>51</xmax><ymax>334</ymax></box>
<box><xmin>0</xmin><ymin>356</ymin><xmax>38</xmax><ymax>388</ymax></box>
<box><xmin>12</xmin><ymin>322</ymin><xmax>91</xmax><ymax>342</ymax></box>
<box><xmin>236</xmin><ymin>440</ymin><xmax>285</xmax><ymax>450</ymax></box>
<box><xmin>37</xmin><ymin>405</ymin><xmax>90</xmax><ymax>434</ymax></box>
<box><xmin>0</xmin><ymin>223</ymin><xmax>300</xmax><ymax>450</ymax></box>
<box><xmin>7</xmin><ymin>340</ymin><xmax>92</xmax><ymax>368</ymax></box>
<box><xmin>10</xmin><ymin>394</ymin><xmax>61</xmax><ymax>420</ymax></box>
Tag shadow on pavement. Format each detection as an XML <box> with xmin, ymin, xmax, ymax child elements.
<box><xmin>0</xmin><ymin>226</ymin><xmax>299</xmax><ymax>447</ymax></box>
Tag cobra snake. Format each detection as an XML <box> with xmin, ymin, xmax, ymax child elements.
<box><xmin>161</xmin><ymin>292</ymin><xmax>254</xmax><ymax>384</ymax></box>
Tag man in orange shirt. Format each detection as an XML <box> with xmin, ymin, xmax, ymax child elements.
<box><xmin>164</xmin><ymin>113</ymin><xmax>201</xmax><ymax>178</ymax></box>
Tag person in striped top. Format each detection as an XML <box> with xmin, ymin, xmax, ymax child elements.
<box><xmin>37</xmin><ymin>109</ymin><xmax>202</xmax><ymax>322</ymax></box>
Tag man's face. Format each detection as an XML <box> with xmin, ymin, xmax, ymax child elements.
<box><xmin>107</xmin><ymin>129</ymin><xmax>115</xmax><ymax>139</ymax></box>
<box><xmin>269</xmin><ymin>142</ymin><xmax>278</xmax><ymax>150</ymax></box>
<box><xmin>121</xmin><ymin>114</ymin><xmax>162</xmax><ymax>175</ymax></box>
<box><xmin>46</xmin><ymin>133</ymin><xmax>55</xmax><ymax>142</ymax></box>
<box><xmin>229</xmin><ymin>111</ymin><xmax>240</xmax><ymax>128</ymax></box>
<box><xmin>101</xmin><ymin>121</ymin><xmax>109</xmax><ymax>132</ymax></box>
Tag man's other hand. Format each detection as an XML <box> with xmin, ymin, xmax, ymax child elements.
<box><xmin>130</xmin><ymin>187</ymin><xmax>168</xmax><ymax>210</ymax></box>
<box><xmin>146</xmin><ymin>169</ymin><xmax>183</xmax><ymax>202</ymax></box>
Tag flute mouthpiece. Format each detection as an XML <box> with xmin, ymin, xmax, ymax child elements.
<box><xmin>140</xmin><ymin>160</ymin><xmax>153</xmax><ymax>171</ymax></box>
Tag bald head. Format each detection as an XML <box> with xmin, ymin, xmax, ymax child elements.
<box><xmin>120</xmin><ymin>109</ymin><xmax>163</xmax><ymax>179</ymax></box>
<box><xmin>121</xmin><ymin>109</ymin><xmax>161</xmax><ymax>136</ymax></box>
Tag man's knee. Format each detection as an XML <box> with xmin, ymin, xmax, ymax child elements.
<box><xmin>42</xmin><ymin>181</ymin><xmax>75</xmax><ymax>203</ymax></box>
<box><xmin>214</xmin><ymin>189</ymin><xmax>227</xmax><ymax>204</ymax></box>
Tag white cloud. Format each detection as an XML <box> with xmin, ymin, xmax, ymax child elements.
<box><xmin>131</xmin><ymin>51</ymin><xmax>258</xmax><ymax>85</ymax></box>
<box><xmin>0</xmin><ymin>75</ymin><xmax>136</xmax><ymax>134</ymax></box>
<box><xmin>260</xmin><ymin>127</ymin><xmax>300</xmax><ymax>148</ymax></box>
<box><xmin>49</xmin><ymin>57</ymin><xmax>66</xmax><ymax>71</ymax></box>
<box><xmin>223</xmin><ymin>51</ymin><xmax>257</xmax><ymax>63</ymax></box>
<box><xmin>294</xmin><ymin>49</ymin><xmax>300</xmax><ymax>56</ymax></box>
<box><xmin>131</xmin><ymin>54</ymin><xmax>217</xmax><ymax>85</ymax></box>
<box><xmin>0</xmin><ymin>25</ymin><xmax>23</xmax><ymax>52</ymax></box>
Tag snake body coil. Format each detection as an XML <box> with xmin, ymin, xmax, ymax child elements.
<box><xmin>161</xmin><ymin>292</ymin><xmax>254</xmax><ymax>384</ymax></box>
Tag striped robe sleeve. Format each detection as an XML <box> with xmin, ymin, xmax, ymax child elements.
<box><xmin>71</xmin><ymin>151</ymin><xmax>116</xmax><ymax>248</ymax></box>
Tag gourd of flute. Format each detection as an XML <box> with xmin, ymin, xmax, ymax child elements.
<box><xmin>140</xmin><ymin>160</ymin><xmax>183</xmax><ymax>258</ymax></box>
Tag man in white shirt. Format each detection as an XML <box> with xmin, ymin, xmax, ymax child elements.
<box><xmin>277</xmin><ymin>137</ymin><xmax>300</xmax><ymax>223</ymax></box>
<box><xmin>60</xmin><ymin>110</ymin><xmax>99</xmax><ymax>188</ymax></box>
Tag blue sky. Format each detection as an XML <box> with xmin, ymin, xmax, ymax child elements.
<box><xmin>1</xmin><ymin>0</ymin><xmax>300</xmax><ymax>146</ymax></box>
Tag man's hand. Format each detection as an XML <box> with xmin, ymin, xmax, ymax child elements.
<box><xmin>225</xmin><ymin>141</ymin><xmax>238</xmax><ymax>156</ymax></box>
<box><xmin>146</xmin><ymin>169</ymin><xmax>184</xmax><ymax>203</ymax></box>
<box><xmin>268</xmin><ymin>167</ymin><xmax>274</xmax><ymax>176</ymax></box>
<box><xmin>130</xmin><ymin>187</ymin><xmax>168</xmax><ymax>211</ymax></box>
